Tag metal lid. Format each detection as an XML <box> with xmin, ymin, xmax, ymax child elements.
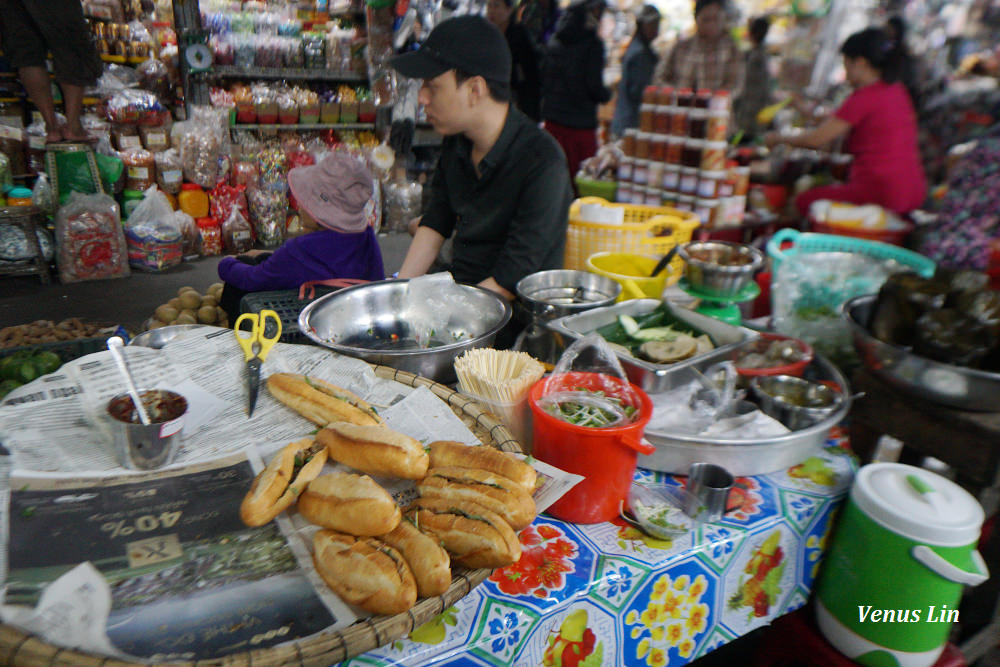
<box><xmin>852</xmin><ymin>463</ymin><xmax>984</xmax><ymax>546</ymax></box>
<box><xmin>516</xmin><ymin>270</ymin><xmax>620</xmax><ymax>308</ymax></box>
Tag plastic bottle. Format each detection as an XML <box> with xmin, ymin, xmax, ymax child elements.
<box><xmin>7</xmin><ymin>186</ymin><xmax>33</xmax><ymax>206</ymax></box>
<box><xmin>178</xmin><ymin>183</ymin><xmax>209</xmax><ymax>219</ymax></box>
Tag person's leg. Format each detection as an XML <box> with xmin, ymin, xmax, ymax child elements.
<box><xmin>17</xmin><ymin>66</ymin><xmax>61</xmax><ymax>143</ymax></box>
<box><xmin>61</xmin><ymin>83</ymin><xmax>88</xmax><ymax>141</ymax></box>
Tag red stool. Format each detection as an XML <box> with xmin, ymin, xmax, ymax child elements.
<box><xmin>750</xmin><ymin>607</ymin><xmax>967</xmax><ymax>667</ymax></box>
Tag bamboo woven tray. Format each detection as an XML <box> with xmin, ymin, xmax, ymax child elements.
<box><xmin>0</xmin><ymin>365</ymin><xmax>522</xmax><ymax>667</ymax></box>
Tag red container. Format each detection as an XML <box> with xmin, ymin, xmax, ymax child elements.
<box><xmin>732</xmin><ymin>331</ymin><xmax>814</xmax><ymax>379</ymax></box>
<box><xmin>529</xmin><ymin>372</ymin><xmax>655</xmax><ymax>524</ymax></box>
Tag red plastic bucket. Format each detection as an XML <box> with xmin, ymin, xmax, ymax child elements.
<box><xmin>529</xmin><ymin>372</ymin><xmax>655</xmax><ymax>524</ymax></box>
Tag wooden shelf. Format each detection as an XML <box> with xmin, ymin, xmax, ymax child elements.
<box><xmin>211</xmin><ymin>66</ymin><xmax>366</xmax><ymax>82</ymax></box>
<box><xmin>232</xmin><ymin>122</ymin><xmax>374</xmax><ymax>130</ymax></box>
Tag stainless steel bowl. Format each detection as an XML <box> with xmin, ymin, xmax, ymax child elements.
<box><xmin>129</xmin><ymin>325</ymin><xmax>213</xmax><ymax>349</ymax></box>
<box><xmin>516</xmin><ymin>270</ymin><xmax>621</xmax><ymax>322</ymax></box>
<box><xmin>844</xmin><ymin>295</ymin><xmax>1000</xmax><ymax>411</ymax></box>
<box><xmin>678</xmin><ymin>241</ymin><xmax>764</xmax><ymax>299</ymax></box>
<box><xmin>750</xmin><ymin>374</ymin><xmax>843</xmax><ymax>430</ymax></box>
<box><xmin>298</xmin><ymin>279</ymin><xmax>512</xmax><ymax>384</ymax></box>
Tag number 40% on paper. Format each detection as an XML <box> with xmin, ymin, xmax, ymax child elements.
<box><xmin>101</xmin><ymin>512</ymin><xmax>182</xmax><ymax>538</ymax></box>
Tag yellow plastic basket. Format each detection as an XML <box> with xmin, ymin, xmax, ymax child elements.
<box><xmin>564</xmin><ymin>197</ymin><xmax>700</xmax><ymax>272</ymax></box>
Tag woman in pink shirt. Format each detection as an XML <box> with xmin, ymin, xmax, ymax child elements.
<box><xmin>766</xmin><ymin>28</ymin><xmax>926</xmax><ymax>217</ymax></box>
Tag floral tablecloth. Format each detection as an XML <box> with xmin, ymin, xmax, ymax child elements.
<box><xmin>342</xmin><ymin>432</ymin><xmax>857</xmax><ymax>667</ymax></box>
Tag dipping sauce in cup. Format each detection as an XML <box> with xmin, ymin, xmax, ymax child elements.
<box><xmin>107</xmin><ymin>389</ymin><xmax>188</xmax><ymax>470</ymax></box>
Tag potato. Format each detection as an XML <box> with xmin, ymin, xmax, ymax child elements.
<box><xmin>148</xmin><ymin>319</ymin><xmax>165</xmax><ymax>330</ymax></box>
<box><xmin>179</xmin><ymin>292</ymin><xmax>202</xmax><ymax>310</ymax></box>
<box><xmin>200</xmin><ymin>295</ymin><xmax>218</xmax><ymax>308</ymax></box>
<box><xmin>209</xmin><ymin>282</ymin><xmax>224</xmax><ymax>294</ymax></box>
<box><xmin>175</xmin><ymin>312</ymin><xmax>197</xmax><ymax>325</ymax></box>
<box><xmin>155</xmin><ymin>305</ymin><xmax>179</xmax><ymax>324</ymax></box>
<box><xmin>168</xmin><ymin>297</ymin><xmax>182</xmax><ymax>310</ymax></box>
<box><xmin>196</xmin><ymin>305</ymin><xmax>217</xmax><ymax>324</ymax></box>
<box><xmin>178</xmin><ymin>286</ymin><xmax>198</xmax><ymax>297</ymax></box>
<box><xmin>216</xmin><ymin>307</ymin><xmax>227</xmax><ymax>324</ymax></box>
<box><xmin>179</xmin><ymin>308</ymin><xmax>197</xmax><ymax>320</ymax></box>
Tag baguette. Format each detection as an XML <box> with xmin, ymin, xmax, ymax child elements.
<box><xmin>428</xmin><ymin>441</ymin><xmax>536</xmax><ymax>495</ymax></box>
<box><xmin>418</xmin><ymin>466</ymin><xmax>536</xmax><ymax>531</ymax></box>
<box><xmin>240</xmin><ymin>438</ymin><xmax>328</xmax><ymax>527</ymax></box>
<box><xmin>313</xmin><ymin>530</ymin><xmax>417</xmax><ymax>615</ymax></box>
<box><xmin>317</xmin><ymin>422</ymin><xmax>429</xmax><ymax>480</ymax></box>
<box><xmin>266</xmin><ymin>373</ymin><xmax>382</xmax><ymax>426</ymax></box>
<box><xmin>382</xmin><ymin>516</ymin><xmax>452</xmax><ymax>597</ymax></box>
<box><xmin>298</xmin><ymin>472</ymin><xmax>401</xmax><ymax>535</ymax></box>
<box><xmin>410</xmin><ymin>497</ymin><xmax>522</xmax><ymax>569</ymax></box>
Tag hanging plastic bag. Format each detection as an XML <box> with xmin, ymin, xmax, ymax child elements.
<box><xmin>55</xmin><ymin>192</ymin><xmax>130</xmax><ymax>283</ymax></box>
<box><xmin>124</xmin><ymin>186</ymin><xmax>182</xmax><ymax>272</ymax></box>
<box><xmin>172</xmin><ymin>209</ymin><xmax>200</xmax><ymax>257</ymax></box>
<box><xmin>537</xmin><ymin>334</ymin><xmax>644</xmax><ymax>429</ymax></box>
<box><xmin>30</xmin><ymin>173</ymin><xmax>55</xmax><ymax>216</ymax></box>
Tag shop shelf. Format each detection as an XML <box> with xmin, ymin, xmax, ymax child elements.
<box><xmin>211</xmin><ymin>66</ymin><xmax>366</xmax><ymax>82</ymax></box>
<box><xmin>231</xmin><ymin>122</ymin><xmax>374</xmax><ymax>131</ymax></box>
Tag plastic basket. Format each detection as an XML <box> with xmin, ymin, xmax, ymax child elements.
<box><xmin>239</xmin><ymin>287</ymin><xmax>340</xmax><ymax>344</ymax></box>
<box><xmin>564</xmin><ymin>197</ymin><xmax>700</xmax><ymax>271</ymax></box>
<box><xmin>766</xmin><ymin>228</ymin><xmax>935</xmax><ymax>277</ymax></box>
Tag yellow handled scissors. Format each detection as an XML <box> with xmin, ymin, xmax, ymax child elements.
<box><xmin>234</xmin><ymin>310</ymin><xmax>282</xmax><ymax>417</ymax></box>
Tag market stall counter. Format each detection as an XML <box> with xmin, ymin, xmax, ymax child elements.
<box><xmin>0</xmin><ymin>328</ymin><xmax>855</xmax><ymax>665</ymax></box>
<box><xmin>338</xmin><ymin>434</ymin><xmax>855</xmax><ymax>666</ymax></box>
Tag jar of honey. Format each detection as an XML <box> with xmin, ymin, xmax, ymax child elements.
<box><xmin>650</xmin><ymin>135</ymin><xmax>667</xmax><ymax>162</ymax></box>
<box><xmin>654</xmin><ymin>105</ymin><xmax>671</xmax><ymax>134</ymax></box>
<box><xmin>671</xmin><ymin>107</ymin><xmax>689</xmax><ymax>136</ymax></box>
<box><xmin>658</xmin><ymin>86</ymin><xmax>675</xmax><ymax>106</ymax></box>
<box><xmin>642</xmin><ymin>86</ymin><xmax>659</xmax><ymax>104</ymax></box>
<box><xmin>623</xmin><ymin>129</ymin><xmax>638</xmax><ymax>157</ymax></box>
<box><xmin>635</xmin><ymin>132</ymin><xmax>652</xmax><ymax>160</ymax></box>
<box><xmin>666</xmin><ymin>136</ymin><xmax>684</xmax><ymax>164</ymax></box>
<box><xmin>639</xmin><ymin>104</ymin><xmax>656</xmax><ymax>132</ymax></box>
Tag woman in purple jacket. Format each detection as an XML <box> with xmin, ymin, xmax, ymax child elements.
<box><xmin>218</xmin><ymin>153</ymin><xmax>385</xmax><ymax>321</ymax></box>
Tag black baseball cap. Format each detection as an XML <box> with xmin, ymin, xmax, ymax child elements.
<box><xmin>390</xmin><ymin>15</ymin><xmax>512</xmax><ymax>84</ymax></box>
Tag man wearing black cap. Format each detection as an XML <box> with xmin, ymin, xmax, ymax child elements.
<box><xmin>392</xmin><ymin>15</ymin><xmax>573</xmax><ymax>334</ymax></box>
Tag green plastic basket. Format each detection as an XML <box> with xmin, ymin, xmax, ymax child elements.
<box><xmin>574</xmin><ymin>177</ymin><xmax>617</xmax><ymax>201</ymax></box>
<box><xmin>767</xmin><ymin>228</ymin><xmax>936</xmax><ymax>277</ymax></box>
<box><xmin>239</xmin><ymin>287</ymin><xmax>339</xmax><ymax>344</ymax></box>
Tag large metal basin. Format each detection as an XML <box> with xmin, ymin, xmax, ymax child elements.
<box><xmin>298</xmin><ymin>279</ymin><xmax>512</xmax><ymax>384</ymax></box>
<box><xmin>640</xmin><ymin>354</ymin><xmax>851</xmax><ymax>476</ymax></box>
<box><xmin>844</xmin><ymin>295</ymin><xmax>1000</xmax><ymax>411</ymax></box>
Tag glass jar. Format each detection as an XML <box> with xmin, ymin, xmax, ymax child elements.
<box><xmin>617</xmin><ymin>157</ymin><xmax>635</xmax><ymax>183</ymax></box>
<box><xmin>694</xmin><ymin>198</ymin><xmax>720</xmax><ymax>226</ymax></box>
<box><xmin>662</xmin><ymin>164</ymin><xmax>680</xmax><ymax>192</ymax></box>
<box><xmin>681</xmin><ymin>139</ymin><xmax>703</xmax><ymax>168</ymax></box>
<box><xmin>639</xmin><ymin>104</ymin><xmax>656</xmax><ymax>132</ymax></box>
<box><xmin>671</xmin><ymin>107</ymin><xmax>689</xmax><ymax>136</ymax></box>
<box><xmin>657</xmin><ymin>86</ymin><xmax>675</xmax><ymax>106</ymax></box>
<box><xmin>675</xmin><ymin>194</ymin><xmax>695</xmax><ymax>213</ymax></box>
<box><xmin>623</xmin><ymin>129</ymin><xmax>638</xmax><ymax>157</ymax></box>
<box><xmin>688</xmin><ymin>108</ymin><xmax>707</xmax><ymax>139</ymax></box>
<box><xmin>676</xmin><ymin>88</ymin><xmax>694</xmax><ymax>108</ymax></box>
<box><xmin>634</xmin><ymin>132</ymin><xmax>652</xmax><ymax>160</ymax></box>
<box><xmin>666</xmin><ymin>136</ymin><xmax>684</xmax><ymax>165</ymax></box>
<box><xmin>660</xmin><ymin>192</ymin><xmax>677</xmax><ymax>208</ymax></box>
<box><xmin>710</xmin><ymin>90</ymin><xmax>732</xmax><ymax>112</ymax></box>
<box><xmin>647</xmin><ymin>161</ymin><xmax>665</xmax><ymax>189</ymax></box>
<box><xmin>679</xmin><ymin>167</ymin><xmax>699</xmax><ymax>195</ymax></box>
<box><xmin>642</xmin><ymin>85</ymin><xmax>659</xmax><ymax>104</ymax></box>
<box><xmin>654</xmin><ymin>105</ymin><xmax>671</xmax><ymax>134</ymax></box>
<box><xmin>632</xmin><ymin>159</ymin><xmax>650</xmax><ymax>186</ymax></box>
<box><xmin>694</xmin><ymin>88</ymin><xmax>712</xmax><ymax>109</ymax></box>
<box><xmin>650</xmin><ymin>135</ymin><xmax>667</xmax><ymax>162</ymax></box>
<box><xmin>617</xmin><ymin>183</ymin><xmax>634</xmax><ymax>204</ymax></box>
<box><xmin>644</xmin><ymin>186</ymin><xmax>662</xmax><ymax>207</ymax></box>
<box><xmin>697</xmin><ymin>170</ymin><xmax>726</xmax><ymax>198</ymax></box>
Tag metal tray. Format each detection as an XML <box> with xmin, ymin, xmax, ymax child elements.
<box><xmin>844</xmin><ymin>295</ymin><xmax>1000</xmax><ymax>411</ymax></box>
<box><xmin>545</xmin><ymin>299</ymin><xmax>759</xmax><ymax>393</ymax></box>
<box><xmin>639</xmin><ymin>355</ymin><xmax>851</xmax><ymax>476</ymax></box>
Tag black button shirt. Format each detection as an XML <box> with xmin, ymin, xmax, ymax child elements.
<box><xmin>420</xmin><ymin>107</ymin><xmax>573</xmax><ymax>294</ymax></box>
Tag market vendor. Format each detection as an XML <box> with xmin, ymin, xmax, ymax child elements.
<box><xmin>390</xmin><ymin>15</ymin><xmax>573</xmax><ymax>346</ymax></box>
<box><xmin>216</xmin><ymin>153</ymin><xmax>385</xmax><ymax>322</ymax></box>
<box><xmin>765</xmin><ymin>28</ymin><xmax>927</xmax><ymax>217</ymax></box>
<box><xmin>655</xmin><ymin>0</ymin><xmax>744</xmax><ymax>94</ymax></box>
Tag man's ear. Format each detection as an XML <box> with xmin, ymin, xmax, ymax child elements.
<box><xmin>466</xmin><ymin>75</ymin><xmax>489</xmax><ymax>105</ymax></box>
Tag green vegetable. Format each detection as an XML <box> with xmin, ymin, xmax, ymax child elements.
<box><xmin>0</xmin><ymin>379</ymin><xmax>22</xmax><ymax>399</ymax></box>
<box><xmin>618</xmin><ymin>315</ymin><xmax>640</xmax><ymax>337</ymax></box>
<box><xmin>631</xmin><ymin>326</ymin><xmax>680</xmax><ymax>342</ymax></box>
<box><xmin>13</xmin><ymin>362</ymin><xmax>38</xmax><ymax>384</ymax></box>
<box><xmin>31</xmin><ymin>351</ymin><xmax>62</xmax><ymax>375</ymax></box>
<box><xmin>0</xmin><ymin>357</ymin><xmax>21</xmax><ymax>381</ymax></box>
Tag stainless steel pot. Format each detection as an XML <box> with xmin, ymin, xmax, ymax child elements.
<box><xmin>750</xmin><ymin>374</ymin><xmax>843</xmax><ymax>430</ymax></box>
<box><xmin>298</xmin><ymin>279</ymin><xmax>511</xmax><ymax>385</ymax></box>
<box><xmin>844</xmin><ymin>295</ymin><xmax>1000</xmax><ymax>411</ymax></box>
<box><xmin>678</xmin><ymin>241</ymin><xmax>764</xmax><ymax>299</ymax></box>
<box><xmin>515</xmin><ymin>270</ymin><xmax>621</xmax><ymax>322</ymax></box>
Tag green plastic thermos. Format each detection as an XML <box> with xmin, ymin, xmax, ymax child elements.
<box><xmin>815</xmin><ymin>463</ymin><xmax>989</xmax><ymax>667</ymax></box>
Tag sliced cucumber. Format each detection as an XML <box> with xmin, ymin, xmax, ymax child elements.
<box><xmin>618</xmin><ymin>315</ymin><xmax>640</xmax><ymax>337</ymax></box>
<box><xmin>632</xmin><ymin>326</ymin><xmax>680</xmax><ymax>342</ymax></box>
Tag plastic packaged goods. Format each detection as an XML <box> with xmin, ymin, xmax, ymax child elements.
<box><xmin>209</xmin><ymin>182</ymin><xmax>248</xmax><ymax>222</ymax></box>
<box><xmin>121</xmin><ymin>148</ymin><xmax>156</xmax><ymax>190</ymax></box>
<box><xmin>140</xmin><ymin>125</ymin><xmax>170</xmax><ymax>152</ymax></box>
<box><xmin>104</xmin><ymin>88</ymin><xmax>166</xmax><ymax>125</ymax></box>
<box><xmin>55</xmin><ymin>192</ymin><xmax>130</xmax><ymax>283</ymax></box>
<box><xmin>258</xmin><ymin>144</ymin><xmax>288</xmax><ymax>192</ymax></box>
<box><xmin>178</xmin><ymin>183</ymin><xmax>209</xmax><ymax>219</ymax></box>
<box><xmin>221</xmin><ymin>207</ymin><xmax>254</xmax><ymax>254</ymax></box>
<box><xmin>125</xmin><ymin>188</ymin><xmax>182</xmax><ymax>272</ymax></box>
<box><xmin>197</xmin><ymin>216</ymin><xmax>223</xmax><ymax>256</ymax></box>
<box><xmin>154</xmin><ymin>149</ymin><xmax>183</xmax><ymax>194</ymax></box>
<box><xmin>178</xmin><ymin>127</ymin><xmax>220</xmax><ymax>189</ymax></box>
<box><xmin>31</xmin><ymin>174</ymin><xmax>55</xmax><ymax>215</ymax></box>
<box><xmin>173</xmin><ymin>210</ymin><xmax>199</xmax><ymax>256</ymax></box>
<box><xmin>114</xmin><ymin>124</ymin><xmax>142</xmax><ymax>152</ymax></box>
<box><xmin>231</xmin><ymin>159</ymin><xmax>259</xmax><ymax>188</ymax></box>
<box><xmin>248</xmin><ymin>187</ymin><xmax>287</xmax><ymax>248</ymax></box>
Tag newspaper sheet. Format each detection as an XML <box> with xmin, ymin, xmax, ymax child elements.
<box><xmin>0</xmin><ymin>327</ymin><xmax>582</xmax><ymax>661</ymax></box>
